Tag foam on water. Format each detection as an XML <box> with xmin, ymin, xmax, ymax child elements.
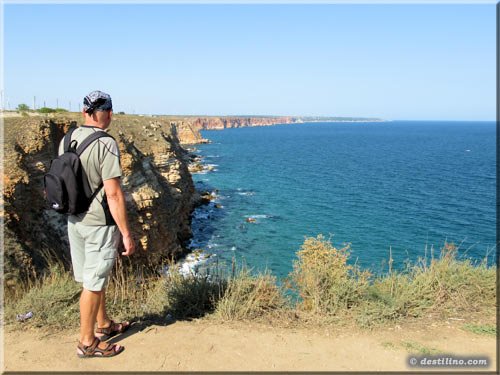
<box><xmin>246</xmin><ymin>214</ymin><xmax>271</xmax><ymax>219</ymax></box>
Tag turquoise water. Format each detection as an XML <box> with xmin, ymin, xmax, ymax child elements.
<box><xmin>189</xmin><ymin>121</ymin><xmax>496</xmax><ymax>278</ymax></box>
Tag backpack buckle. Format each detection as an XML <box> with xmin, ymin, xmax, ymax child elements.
<box><xmin>68</xmin><ymin>140</ymin><xmax>78</xmax><ymax>153</ymax></box>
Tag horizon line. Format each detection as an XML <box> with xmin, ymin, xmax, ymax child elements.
<box><xmin>1</xmin><ymin>109</ymin><xmax>495</xmax><ymax>122</ymax></box>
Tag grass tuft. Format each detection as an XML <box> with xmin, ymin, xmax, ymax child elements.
<box><xmin>462</xmin><ymin>323</ymin><xmax>496</xmax><ymax>336</ymax></box>
<box><xmin>4</xmin><ymin>264</ymin><xmax>81</xmax><ymax>329</ymax></box>
<box><xmin>164</xmin><ymin>266</ymin><xmax>227</xmax><ymax>319</ymax></box>
<box><xmin>4</xmin><ymin>236</ymin><xmax>496</xmax><ymax>332</ymax></box>
<box><xmin>401</xmin><ymin>341</ymin><xmax>441</xmax><ymax>355</ymax></box>
<box><xmin>290</xmin><ymin>235</ymin><xmax>371</xmax><ymax>315</ymax></box>
<box><xmin>355</xmin><ymin>242</ymin><xmax>496</xmax><ymax>327</ymax></box>
<box><xmin>214</xmin><ymin>266</ymin><xmax>288</xmax><ymax>321</ymax></box>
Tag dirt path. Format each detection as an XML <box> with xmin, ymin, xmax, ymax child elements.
<box><xmin>3</xmin><ymin>319</ymin><xmax>496</xmax><ymax>372</ymax></box>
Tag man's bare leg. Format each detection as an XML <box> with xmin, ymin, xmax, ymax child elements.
<box><xmin>96</xmin><ymin>288</ymin><xmax>129</xmax><ymax>334</ymax></box>
<box><xmin>79</xmin><ymin>288</ymin><xmax>102</xmax><ymax>345</ymax></box>
<box><xmin>79</xmin><ymin>288</ymin><xmax>120</xmax><ymax>351</ymax></box>
<box><xmin>96</xmin><ymin>288</ymin><xmax>110</xmax><ymax>328</ymax></box>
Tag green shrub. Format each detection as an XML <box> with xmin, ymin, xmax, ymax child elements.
<box><xmin>37</xmin><ymin>107</ymin><xmax>56</xmax><ymax>113</ymax></box>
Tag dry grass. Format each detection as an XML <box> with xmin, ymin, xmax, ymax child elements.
<box><xmin>103</xmin><ymin>258</ymin><xmax>168</xmax><ymax>323</ymax></box>
<box><xmin>290</xmin><ymin>235</ymin><xmax>371</xmax><ymax>315</ymax></box>
<box><xmin>4</xmin><ymin>263</ymin><xmax>81</xmax><ymax>329</ymax></box>
<box><xmin>163</xmin><ymin>265</ymin><xmax>226</xmax><ymax>319</ymax></box>
<box><xmin>4</xmin><ymin>236</ymin><xmax>496</xmax><ymax>331</ymax></box>
<box><xmin>4</xmin><ymin>257</ymin><xmax>168</xmax><ymax>330</ymax></box>
<box><xmin>356</xmin><ymin>243</ymin><xmax>496</xmax><ymax>327</ymax></box>
<box><xmin>214</xmin><ymin>266</ymin><xmax>289</xmax><ymax>321</ymax></box>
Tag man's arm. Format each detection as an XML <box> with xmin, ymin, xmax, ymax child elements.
<box><xmin>103</xmin><ymin>177</ymin><xmax>135</xmax><ymax>256</ymax></box>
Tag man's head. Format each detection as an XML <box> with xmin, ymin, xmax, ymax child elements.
<box><xmin>82</xmin><ymin>90</ymin><xmax>113</xmax><ymax>129</ymax></box>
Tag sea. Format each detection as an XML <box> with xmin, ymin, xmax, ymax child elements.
<box><xmin>185</xmin><ymin>121</ymin><xmax>496</xmax><ymax>279</ymax></box>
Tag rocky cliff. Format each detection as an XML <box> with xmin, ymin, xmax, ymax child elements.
<box><xmin>3</xmin><ymin>112</ymin><xmax>380</xmax><ymax>286</ymax></box>
<box><xmin>186</xmin><ymin>115</ymin><xmax>384</xmax><ymax>131</ymax></box>
<box><xmin>3</xmin><ymin>114</ymin><xmax>202</xmax><ymax>286</ymax></box>
<box><xmin>190</xmin><ymin>116</ymin><xmax>301</xmax><ymax>130</ymax></box>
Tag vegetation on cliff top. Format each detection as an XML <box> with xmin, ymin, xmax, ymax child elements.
<box><xmin>5</xmin><ymin>235</ymin><xmax>495</xmax><ymax>332</ymax></box>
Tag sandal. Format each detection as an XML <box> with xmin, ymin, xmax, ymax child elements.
<box><xmin>96</xmin><ymin>320</ymin><xmax>131</xmax><ymax>340</ymax></box>
<box><xmin>77</xmin><ymin>337</ymin><xmax>124</xmax><ymax>358</ymax></box>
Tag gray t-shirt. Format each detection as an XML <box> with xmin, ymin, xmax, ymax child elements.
<box><xmin>58</xmin><ymin>125</ymin><xmax>122</xmax><ymax>226</ymax></box>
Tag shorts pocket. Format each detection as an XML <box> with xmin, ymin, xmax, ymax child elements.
<box><xmin>95</xmin><ymin>247</ymin><xmax>118</xmax><ymax>278</ymax></box>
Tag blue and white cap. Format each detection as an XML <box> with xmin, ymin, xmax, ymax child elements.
<box><xmin>83</xmin><ymin>90</ymin><xmax>113</xmax><ymax>114</ymax></box>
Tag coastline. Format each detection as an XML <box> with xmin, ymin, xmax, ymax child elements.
<box><xmin>181</xmin><ymin>120</ymin><xmax>497</xmax><ymax>276</ymax></box>
<box><xmin>190</xmin><ymin>116</ymin><xmax>387</xmax><ymax>131</ymax></box>
<box><xmin>176</xmin><ymin>142</ymin><xmax>223</xmax><ymax>276</ymax></box>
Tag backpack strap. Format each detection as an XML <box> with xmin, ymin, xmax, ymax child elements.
<box><xmin>64</xmin><ymin>127</ymin><xmax>78</xmax><ymax>152</ymax></box>
<box><xmin>88</xmin><ymin>181</ymin><xmax>105</xmax><ymax>205</ymax></box>
<box><xmin>76</xmin><ymin>131</ymin><xmax>113</xmax><ymax>156</ymax></box>
<box><xmin>75</xmin><ymin>131</ymin><xmax>116</xmax><ymax>205</ymax></box>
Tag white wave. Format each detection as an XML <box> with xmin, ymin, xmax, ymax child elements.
<box><xmin>247</xmin><ymin>214</ymin><xmax>270</xmax><ymax>219</ymax></box>
<box><xmin>177</xmin><ymin>250</ymin><xmax>213</xmax><ymax>277</ymax></box>
<box><xmin>237</xmin><ymin>191</ymin><xmax>255</xmax><ymax>196</ymax></box>
<box><xmin>161</xmin><ymin>250</ymin><xmax>212</xmax><ymax>278</ymax></box>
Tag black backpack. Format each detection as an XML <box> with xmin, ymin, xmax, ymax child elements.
<box><xmin>44</xmin><ymin>127</ymin><xmax>113</xmax><ymax>215</ymax></box>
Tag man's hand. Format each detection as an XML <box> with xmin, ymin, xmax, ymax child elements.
<box><xmin>121</xmin><ymin>234</ymin><xmax>136</xmax><ymax>256</ymax></box>
<box><xmin>104</xmin><ymin>177</ymin><xmax>135</xmax><ymax>256</ymax></box>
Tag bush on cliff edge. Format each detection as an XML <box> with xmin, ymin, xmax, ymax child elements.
<box><xmin>290</xmin><ymin>235</ymin><xmax>371</xmax><ymax>315</ymax></box>
<box><xmin>214</xmin><ymin>266</ymin><xmax>288</xmax><ymax>321</ymax></box>
<box><xmin>4</xmin><ymin>236</ymin><xmax>496</xmax><ymax>330</ymax></box>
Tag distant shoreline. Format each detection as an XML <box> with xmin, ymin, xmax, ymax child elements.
<box><xmin>196</xmin><ymin>119</ymin><xmax>388</xmax><ymax>132</ymax></box>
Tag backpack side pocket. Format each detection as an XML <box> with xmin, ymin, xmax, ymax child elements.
<box><xmin>44</xmin><ymin>173</ymin><xmax>67</xmax><ymax>212</ymax></box>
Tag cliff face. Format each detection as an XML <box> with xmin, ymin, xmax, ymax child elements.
<box><xmin>172</xmin><ymin>120</ymin><xmax>210</xmax><ymax>144</ymax></box>
<box><xmin>3</xmin><ymin>118</ymin><xmax>73</xmax><ymax>283</ymax></box>
<box><xmin>191</xmin><ymin>116</ymin><xmax>300</xmax><ymax>130</ymax></box>
<box><xmin>3</xmin><ymin>115</ymin><xmax>201</xmax><ymax>285</ymax></box>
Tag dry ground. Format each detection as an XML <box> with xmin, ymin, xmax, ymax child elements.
<box><xmin>3</xmin><ymin>318</ymin><xmax>496</xmax><ymax>372</ymax></box>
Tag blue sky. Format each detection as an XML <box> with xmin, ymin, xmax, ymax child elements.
<box><xmin>3</xmin><ymin>3</ymin><xmax>496</xmax><ymax>120</ymax></box>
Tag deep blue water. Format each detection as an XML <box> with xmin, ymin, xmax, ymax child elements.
<box><xmin>188</xmin><ymin>121</ymin><xmax>496</xmax><ymax>278</ymax></box>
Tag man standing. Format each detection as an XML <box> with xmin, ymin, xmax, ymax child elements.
<box><xmin>59</xmin><ymin>90</ymin><xmax>135</xmax><ymax>358</ymax></box>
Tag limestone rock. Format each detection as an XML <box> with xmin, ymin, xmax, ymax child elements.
<box><xmin>3</xmin><ymin>115</ymin><xmax>201</xmax><ymax>285</ymax></box>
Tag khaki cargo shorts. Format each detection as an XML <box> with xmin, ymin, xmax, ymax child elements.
<box><xmin>68</xmin><ymin>222</ymin><xmax>120</xmax><ymax>291</ymax></box>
